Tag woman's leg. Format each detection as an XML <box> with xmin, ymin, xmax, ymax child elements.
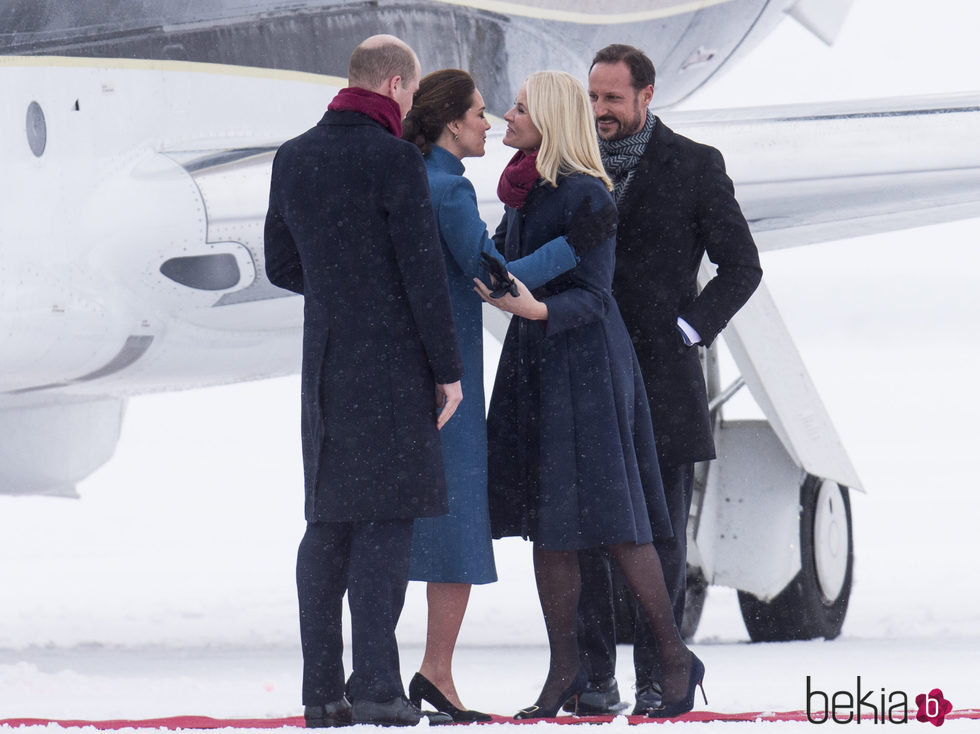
<box><xmin>607</xmin><ymin>541</ymin><xmax>692</xmax><ymax>704</ymax></box>
<box><xmin>417</xmin><ymin>582</ymin><xmax>471</xmax><ymax>709</ymax></box>
<box><xmin>530</xmin><ymin>545</ymin><xmax>584</xmax><ymax>707</ymax></box>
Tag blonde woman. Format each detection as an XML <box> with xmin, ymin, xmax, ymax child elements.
<box><xmin>475</xmin><ymin>71</ymin><xmax>705</xmax><ymax>720</ymax></box>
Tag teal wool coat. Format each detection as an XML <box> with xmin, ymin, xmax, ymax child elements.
<box><xmin>408</xmin><ymin>145</ymin><xmax>578</xmax><ymax>582</ymax></box>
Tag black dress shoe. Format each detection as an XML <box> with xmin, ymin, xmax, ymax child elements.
<box><xmin>563</xmin><ymin>676</ymin><xmax>629</xmax><ymax>715</ymax></box>
<box><xmin>304</xmin><ymin>697</ymin><xmax>352</xmax><ymax>727</ymax></box>
<box><xmin>631</xmin><ymin>681</ymin><xmax>664</xmax><ymax>715</ymax></box>
<box><xmin>352</xmin><ymin>696</ymin><xmax>453</xmax><ymax>727</ymax></box>
<box><xmin>408</xmin><ymin>672</ymin><xmax>493</xmax><ymax>722</ymax></box>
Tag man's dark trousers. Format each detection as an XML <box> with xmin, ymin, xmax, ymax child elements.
<box><xmin>578</xmin><ymin>462</ymin><xmax>695</xmax><ymax>683</ymax></box>
<box><xmin>296</xmin><ymin>518</ymin><xmax>414</xmax><ymax>704</ymax></box>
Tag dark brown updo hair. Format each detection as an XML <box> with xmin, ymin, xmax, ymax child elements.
<box><xmin>402</xmin><ymin>69</ymin><xmax>476</xmax><ymax>154</ymax></box>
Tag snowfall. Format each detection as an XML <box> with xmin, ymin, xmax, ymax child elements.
<box><xmin>2</xmin><ymin>1</ymin><xmax>980</xmax><ymax>731</ymax></box>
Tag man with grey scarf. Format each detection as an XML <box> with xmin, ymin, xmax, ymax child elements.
<box><xmin>571</xmin><ymin>44</ymin><xmax>762</xmax><ymax>717</ymax></box>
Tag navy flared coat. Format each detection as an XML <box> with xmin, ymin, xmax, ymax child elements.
<box><xmin>487</xmin><ymin>174</ymin><xmax>672</xmax><ymax>550</ymax></box>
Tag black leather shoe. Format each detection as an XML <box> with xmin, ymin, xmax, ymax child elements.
<box><xmin>631</xmin><ymin>681</ymin><xmax>664</xmax><ymax>715</ymax></box>
<box><xmin>563</xmin><ymin>677</ymin><xmax>628</xmax><ymax>715</ymax></box>
<box><xmin>304</xmin><ymin>698</ymin><xmax>352</xmax><ymax>727</ymax></box>
<box><xmin>423</xmin><ymin>711</ymin><xmax>455</xmax><ymax>726</ymax></box>
<box><xmin>352</xmin><ymin>696</ymin><xmax>421</xmax><ymax>727</ymax></box>
<box><xmin>352</xmin><ymin>696</ymin><xmax>453</xmax><ymax>727</ymax></box>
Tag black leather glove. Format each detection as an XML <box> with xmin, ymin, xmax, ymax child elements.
<box><xmin>565</xmin><ymin>196</ymin><xmax>618</xmax><ymax>253</ymax></box>
<box><xmin>480</xmin><ymin>252</ymin><xmax>519</xmax><ymax>298</ymax></box>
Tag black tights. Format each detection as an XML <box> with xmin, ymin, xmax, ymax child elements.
<box><xmin>532</xmin><ymin>541</ymin><xmax>691</xmax><ymax>707</ymax></box>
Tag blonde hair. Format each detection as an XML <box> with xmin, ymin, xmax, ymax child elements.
<box><xmin>524</xmin><ymin>71</ymin><xmax>613</xmax><ymax>191</ymax></box>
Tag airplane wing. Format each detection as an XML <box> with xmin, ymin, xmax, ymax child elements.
<box><xmin>665</xmin><ymin>93</ymin><xmax>980</xmax><ymax>251</ymax></box>
<box><xmin>690</xmin><ymin>93</ymin><xmax>979</xmax><ymax>490</ymax></box>
<box><xmin>473</xmin><ymin>94</ymin><xmax>980</xmax><ymax>252</ymax></box>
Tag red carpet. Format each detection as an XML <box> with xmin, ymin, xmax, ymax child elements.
<box><xmin>3</xmin><ymin>709</ymin><xmax>979</xmax><ymax>728</ymax></box>
<box><xmin>0</xmin><ymin>717</ymin><xmax>306</xmax><ymax>730</ymax></box>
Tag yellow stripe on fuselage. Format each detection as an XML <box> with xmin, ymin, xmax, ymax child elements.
<box><xmin>427</xmin><ymin>0</ymin><xmax>736</xmax><ymax>24</ymax></box>
<box><xmin>0</xmin><ymin>54</ymin><xmax>348</xmax><ymax>87</ymax></box>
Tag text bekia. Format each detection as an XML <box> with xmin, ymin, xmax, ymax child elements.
<box><xmin>806</xmin><ymin>677</ymin><xmax>909</xmax><ymax>724</ymax></box>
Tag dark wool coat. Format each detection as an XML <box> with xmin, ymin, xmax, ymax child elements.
<box><xmin>613</xmin><ymin>118</ymin><xmax>762</xmax><ymax>468</ymax></box>
<box><xmin>264</xmin><ymin>109</ymin><xmax>463</xmax><ymax>523</ymax></box>
<box><xmin>487</xmin><ymin>174</ymin><xmax>672</xmax><ymax>551</ymax></box>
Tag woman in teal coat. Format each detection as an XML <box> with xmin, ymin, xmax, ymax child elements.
<box><xmin>401</xmin><ymin>69</ymin><xmax>598</xmax><ymax>721</ymax></box>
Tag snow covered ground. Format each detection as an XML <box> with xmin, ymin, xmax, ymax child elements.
<box><xmin>2</xmin><ymin>0</ymin><xmax>980</xmax><ymax>731</ymax></box>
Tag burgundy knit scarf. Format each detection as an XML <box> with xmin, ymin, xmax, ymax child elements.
<box><xmin>327</xmin><ymin>87</ymin><xmax>403</xmax><ymax>137</ymax></box>
<box><xmin>497</xmin><ymin>150</ymin><xmax>541</xmax><ymax>209</ymax></box>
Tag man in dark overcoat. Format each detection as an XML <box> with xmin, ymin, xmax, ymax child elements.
<box><xmin>264</xmin><ymin>34</ymin><xmax>463</xmax><ymax>727</ymax></box>
<box><xmin>574</xmin><ymin>44</ymin><xmax>763</xmax><ymax>715</ymax></box>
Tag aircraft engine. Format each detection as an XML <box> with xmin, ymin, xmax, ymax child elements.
<box><xmin>0</xmin><ymin>398</ymin><xmax>124</xmax><ymax>496</ymax></box>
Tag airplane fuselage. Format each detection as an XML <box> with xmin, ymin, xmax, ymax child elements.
<box><xmin>1</xmin><ymin>0</ymin><xmax>796</xmax><ymax>402</ymax></box>
<box><xmin>2</xmin><ymin>0</ymin><xmax>788</xmax><ymax>113</ymax></box>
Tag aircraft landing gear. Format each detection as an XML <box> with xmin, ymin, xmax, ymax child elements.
<box><xmin>737</xmin><ymin>475</ymin><xmax>854</xmax><ymax>641</ymax></box>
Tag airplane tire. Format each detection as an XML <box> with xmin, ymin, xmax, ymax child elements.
<box><xmin>738</xmin><ymin>475</ymin><xmax>853</xmax><ymax>641</ymax></box>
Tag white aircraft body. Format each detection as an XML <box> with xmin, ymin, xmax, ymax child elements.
<box><xmin>3</xmin><ymin>0</ymin><xmax>980</xmax><ymax>641</ymax></box>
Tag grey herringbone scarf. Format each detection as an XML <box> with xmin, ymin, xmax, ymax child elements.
<box><xmin>598</xmin><ymin>113</ymin><xmax>656</xmax><ymax>203</ymax></box>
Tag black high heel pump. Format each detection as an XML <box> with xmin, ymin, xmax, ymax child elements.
<box><xmin>514</xmin><ymin>668</ymin><xmax>589</xmax><ymax>719</ymax></box>
<box><xmin>647</xmin><ymin>653</ymin><xmax>706</xmax><ymax>719</ymax></box>
<box><xmin>408</xmin><ymin>673</ymin><xmax>493</xmax><ymax>723</ymax></box>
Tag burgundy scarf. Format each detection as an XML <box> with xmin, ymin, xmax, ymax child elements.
<box><xmin>327</xmin><ymin>87</ymin><xmax>403</xmax><ymax>137</ymax></box>
<box><xmin>497</xmin><ymin>150</ymin><xmax>541</xmax><ymax>209</ymax></box>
